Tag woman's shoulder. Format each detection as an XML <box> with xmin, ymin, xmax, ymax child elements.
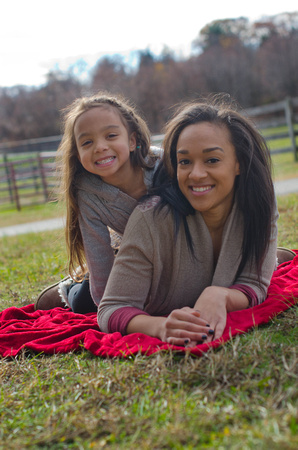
<box><xmin>137</xmin><ymin>195</ymin><xmax>161</xmax><ymax>213</ymax></box>
<box><xmin>134</xmin><ymin>196</ymin><xmax>172</xmax><ymax>226</ymax></box>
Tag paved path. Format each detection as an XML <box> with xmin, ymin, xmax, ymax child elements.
<box><xmin>274</xmin><ymin>177</ymin><xmax>298</xmax><ymax>196</ymax></box>
<box><xmin>0</xmin><ymin>217</ymin><xmax>65</xmax><ymax>238</ymax></box>
<box><xmin>0</xmin><ymin>177</ymin><xmax>297</xmax><ymax>238</ymax></box>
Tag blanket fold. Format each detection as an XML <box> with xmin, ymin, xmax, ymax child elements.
<box><xmin>1</xmin><ymin>252</ymin><xmax>297</xmax><ymax>358</ymax></box>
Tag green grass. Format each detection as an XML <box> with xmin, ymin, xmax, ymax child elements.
<box><xmin>271</xmin><ymin>152</ymin><xmax>298</xmax><ymax>181</ymax></box>
<box><xmin>0</xmin><ymin>194</ymin><xmax>297</xmax><ymax>449</ymax></box>
<box><xmin>0</xmin><ymin>201</ymin><xmax>64</xmax><ymax>228</ymax></box>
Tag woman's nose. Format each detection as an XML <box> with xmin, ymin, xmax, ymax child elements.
<box><xmin>189</xmin><ymin>162</ymin><xmax>207</xmax><ymax>179</ymax></box>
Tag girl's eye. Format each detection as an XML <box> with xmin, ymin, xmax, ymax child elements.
<box><xmin>82</xmin><ymin>140</ymin><xmax>92</xmax><ymax>147</ymax></box>
<box><xmin>107</xmin><ymin>133</ymin><xmax>118</xmax><ymax>139</ymax></box>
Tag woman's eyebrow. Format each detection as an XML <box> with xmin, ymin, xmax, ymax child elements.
<box><xmin>203</xmin><ymin>147</ymin><xmax>224</xmax><ymax>153</ymax></box>
<box><xmin>177</xmin><ymin>147</ymin><xmax>224</xmax><ymax>154</ymax></box>
<box><xmin>177</xmin><ymin>149</ymin><xmax>189</xmax><ymax>154</ymax></box>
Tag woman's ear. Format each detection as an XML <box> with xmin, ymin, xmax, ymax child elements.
<box><xmin>129</xmin><ymin>132</ymin><xmax>137</xmax><ymax>152</ymax></box>
<box><xmin>236</xmin><ymin>160</ymin><xmax>240</xmax><ymax>175</ymax></box>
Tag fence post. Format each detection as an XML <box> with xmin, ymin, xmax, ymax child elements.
<box><xmin>3</xmin><ymin>153</ymin><xmax>14</xmax><ymax>203</ymax></box>
<box><xmin>38</xmin><ymin>154</ymin><xmax>49</xmax><ymax>201</ymax></box>
<box><xmin>284</xmin><ymin>97</ymin><xmax>298</xmax><ymax>162</ymax></box>
<box><xmin>9</xmin><ymin>162</ymin><xmax>21</xmax><ymax>211</ymax></box>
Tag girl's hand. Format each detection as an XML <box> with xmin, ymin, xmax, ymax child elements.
<box><xmin>194</xmin><ymin>287</ymin><xmax>229</xmax><ymax>341</ymax></box>
<box><xmin>161</xmin><ymin>306</ymin><xmax>213</xmax><ymax>347</ymax></box>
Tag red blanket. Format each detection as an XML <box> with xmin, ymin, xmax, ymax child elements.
<box><xmin>1</xmin><ymin>252</ymin><xmax>297</xmax><ymax>358</ymax></box>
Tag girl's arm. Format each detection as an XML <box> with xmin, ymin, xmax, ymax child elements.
<box><xmin>78</xmin><ymin>210</ymin><xmax>115</xmax><ymax>304</ymax></box>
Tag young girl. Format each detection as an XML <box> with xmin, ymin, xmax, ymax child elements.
<box><xmin>35</xmin><ymin>92</ymin><xmax>161</xmax><ymax>313</ymax></box>
<box><xmin>97</xmin><ymin>98</ymin><xmax>281</xmax><ymax>345</ymax></box>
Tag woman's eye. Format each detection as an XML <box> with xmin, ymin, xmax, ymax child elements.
<box><xmin>207</xmin><ymin>158</ymin><xmax>220</xmax><ymax>164</ymax></box>
<box><xmin>178</xmin><ymin>159</ymin><xmax>190</xmax><ymax>166</ymax></box>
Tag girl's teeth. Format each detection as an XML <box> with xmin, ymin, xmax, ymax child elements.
<box><xmin>96</xmin><ymin>157</ymin><xmax>114</xmax><ymax>165</ymax></box>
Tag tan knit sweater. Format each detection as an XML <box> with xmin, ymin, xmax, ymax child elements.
<box><xmin>98</xmin><ymin>196</ymin><xmax>278</xmax><ymax>333</ymax></box>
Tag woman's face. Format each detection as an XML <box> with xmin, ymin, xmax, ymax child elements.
<box><xmin>176</xmin><ymin>121</ymin><xmax>240</xmax><ymax>221</ymax></box>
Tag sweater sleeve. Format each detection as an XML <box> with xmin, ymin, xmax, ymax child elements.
<box><xmin>233</xmin><ymin>202</ymin><xmax>279</xmax><ymax>303</ymax></box>
<box><xmin>229</xmin><ymin>284</ymin><xmax>258</xmax><ymax>307</ymax></box>
<box><xmin>108</xmin><ymin>307</ymin><xmax>150</xmax><ymax>334</ymax></box>
<box><xmin>78</xmin><ymin>195</ymin><xmax>116</xmax><ymax>306</ymax></box>
<box><xmin>98</xmin><ymin>207</ymin><xmax>155</xmax><ymax>333</ymax></box>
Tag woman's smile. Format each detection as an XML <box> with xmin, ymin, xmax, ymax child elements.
<box><xmin>176</xmin><ymin>121</ymin><xmax>240</xmax><ymax>220</ymax></box>
<box><xmin>190</xmin><ymin>185</ymin><xmax>214</xmax><ymax>194</ymax></box>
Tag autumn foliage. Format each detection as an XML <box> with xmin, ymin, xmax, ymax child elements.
<box><xmin>0</xmin><ymin>13</ymin><xmax>298</xmax><ymax>142</ymax></box>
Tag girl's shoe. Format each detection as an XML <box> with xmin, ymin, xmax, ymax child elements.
<box><xmin>276</xmin><ymin>247</ymin><xmax>296</xmax><ymax>265</ymax></box>
<box><xmin>34</xmin><ymin>276</ymin><xmax>71</xmax><ymax>310</ymax></box>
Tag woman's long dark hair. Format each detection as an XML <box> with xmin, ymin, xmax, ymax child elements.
<box><xmin>151</xmin><ymin>97</ymin><xmax>275</xmax><ymax>277</ymax></box>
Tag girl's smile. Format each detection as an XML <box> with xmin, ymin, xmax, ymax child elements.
<box><xmin>74</xmin><ymin>106</ymin><xmax>136</xmax><ymax>185</ymax></box>
<box><xmin>94</xmin><ymin>156</ymin><xmax>116</xmax><ymax>166</ymax></box>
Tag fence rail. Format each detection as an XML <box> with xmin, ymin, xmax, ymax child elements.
<box><xmin>246</xmin><ymin>97</ymin><xmax>298</xmax><ymax>160</ymax></box>
<box><xmin>0</xmin><ymin>152</ymin><xmax>57</xmax><ymax>210</ymax></box>
<box><xmin>0</xmin><ymin>97</ymin><xmax>297</xmax><ymax>210</ymax></box>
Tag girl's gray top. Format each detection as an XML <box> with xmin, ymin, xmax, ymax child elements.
<box><xmin>76</xmin><ymin>163</ymin><xmax>159</xmax><ymax>305</ymax></box>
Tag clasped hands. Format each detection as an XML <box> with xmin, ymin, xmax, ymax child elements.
<box><xmin>163</xmin><ymin>286</ymin><xmax>228</xmax><ymax>348</ymax></box>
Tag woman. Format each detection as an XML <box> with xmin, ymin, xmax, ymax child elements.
<box><xmin>97</xmin><ymin>98</ymin><xmax>279</xmax><ymax>346</ymax></box>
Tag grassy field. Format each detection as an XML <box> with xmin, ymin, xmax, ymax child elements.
<box><xmin>0</xmin><ymin>190</ymin><xmax>297</xmax><ymax>449</ymax></box>
<box><xmin>271</xmin><ymin>152</ymin><xmax>298</xmax><ymax>181</ymax></box>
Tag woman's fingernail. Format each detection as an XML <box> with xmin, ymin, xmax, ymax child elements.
<box><xmin>202</xmin><ymin>334</ymin><xmax>208</xmax><ymax>340</ymax></box>
<box><xmin>184</xmin><ymin>338</ymin><xmax>190</xmax><ymax>345</ymax></box>
<box><xmin>206</xmin><ymin>324</ymin><xmax>210</xmax><ymax>327</ymax></box>
<box><xmin>208</xmin><ymin>329</ymin><xmax>214</xmax><ymax>335</ymax></box>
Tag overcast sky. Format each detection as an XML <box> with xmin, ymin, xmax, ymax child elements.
<box><xmin>1</xmin><ymin>0</ymin><xmax>297</xmax><ymax>88</ymax></box>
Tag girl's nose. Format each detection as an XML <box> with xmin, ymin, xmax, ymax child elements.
<box><xmin>94</xmin><ymin>139</ymin><xmax>108</xmax><ymax>152</ymax></box>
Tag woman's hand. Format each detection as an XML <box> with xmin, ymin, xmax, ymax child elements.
<box><xmin>126</xmin><ymin>287</ymin><xmax>249</xmax><ymax>345</ymax></box>
<box><xmin>193</xmin><ymin>286</ymin><xmax>229</xmax><ymax>341</ymax></box>
<box><xmin>193</xmin><ymin>286</ymin><xmax>249</xmax><ymax>341</ymax></box>
<box><xmin>160</xmin><ymin>306</ymin><xmax>213</xmax><ymax>347</ymax></box>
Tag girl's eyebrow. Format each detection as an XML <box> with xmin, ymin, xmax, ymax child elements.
<box><xmin>76</xmin><ymin>125</ymin><xmax>120</xmax><ymax>141</ymax></box>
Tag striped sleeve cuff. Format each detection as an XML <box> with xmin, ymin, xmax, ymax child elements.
<box><xmin>229</xmin><ymin>284</ymin><xmax>259</xmax><ymax>307</ymax></box>
<box><xmin>108</xmin><ymin>307</ymin><xmax>150</xmax><ymax>335</ymax></box>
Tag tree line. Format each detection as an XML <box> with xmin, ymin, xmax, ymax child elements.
<box><xmin>0</xmin><ymin>12</ymin><xmax>297</xmax><ymax>142</ymax></box>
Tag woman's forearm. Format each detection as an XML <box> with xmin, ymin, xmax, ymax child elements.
<box><xmin>126</xmin><ymin>308</ymin><xmax>212</xmax><ymax>344</ymax></box>
<box><xmin>225</xmin><ymin>287</ymin><xmax>250</xmax><ymax>312</ymax></box>
<box><xmin>126</xmin><ymin>314</ymin><xmax>166</xmax><ymax>339</ymax></box>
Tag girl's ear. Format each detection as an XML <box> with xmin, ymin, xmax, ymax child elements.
<box><xmin>129</xmin><ymin>132</ymin><xmax>137</xmax><ymax>152</ymax></box>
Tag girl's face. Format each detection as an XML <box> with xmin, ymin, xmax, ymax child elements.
<box><xmin>176</xmin><ymin>122</ymin><xmax>240</xmax><ymax>222</ymax></box>
<box><xmin>74</xmin><ymin>106</ymin><xmax>136</xmax><ymax>185</ymax></box>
